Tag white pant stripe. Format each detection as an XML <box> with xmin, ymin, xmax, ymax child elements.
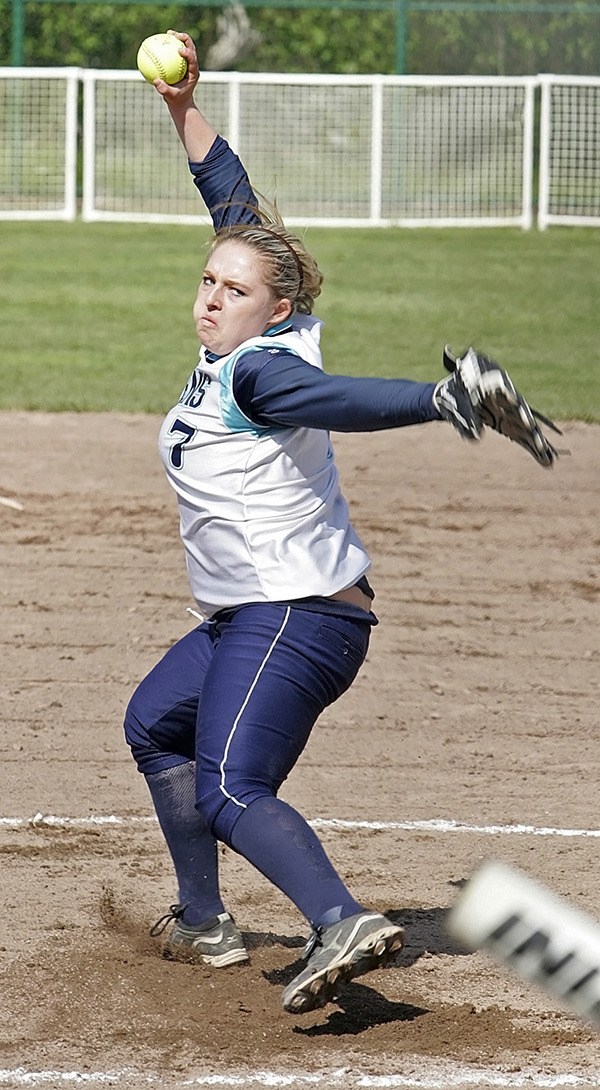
<box><xmin>218</xmin><ymin>606</ymin><xmax>291</xmax><ymax>809</ymax></box>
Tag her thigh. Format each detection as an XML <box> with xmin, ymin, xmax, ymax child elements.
<box><xmin>196</xmin><ymin>604</ymin><xmax>370</xmax><ymax>817</ymax></box>
<box><xmin>124</xmin><ymin>622</ymin><xmax>217</xmax><ymax>773</ymax></box>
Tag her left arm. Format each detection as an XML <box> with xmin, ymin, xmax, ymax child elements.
<box><xmin>234</xmin><ymin>351</ymin><xmax>441</xmax><ymax>431</ymax></box>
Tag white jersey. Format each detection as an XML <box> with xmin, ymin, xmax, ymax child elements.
<box><xmin>158</xmin><ymin>315</ymin><xmax>371</xmax><ymax>619</ymax></box>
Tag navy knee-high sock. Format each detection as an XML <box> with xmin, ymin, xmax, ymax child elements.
<box><xmin>145</xmin><ymin>762</ymin><xmax>225</xmax><ymax>926</ymax></box>
<box><xmin>230</xmin><ymin>796</ymin><xmax>363</xmax><ymax>929</ymax></box>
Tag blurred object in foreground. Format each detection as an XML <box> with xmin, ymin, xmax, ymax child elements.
<box><xmin>447</xmin><ymin>859</ymin><xmax>600</xmax><ymax>1030</ymax></box>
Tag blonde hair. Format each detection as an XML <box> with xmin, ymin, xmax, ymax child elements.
<box><xmin>209</xmin><ymin>201</ymin><xmax>323</xmax><ymax>315</ymax></box>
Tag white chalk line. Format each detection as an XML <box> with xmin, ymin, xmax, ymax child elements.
<box><xmin>0</xmin><ymin>813</ymin><xmax>599</xmax><ymax>839</ymax></box>
<box><xmin>1</xmin><ymin>1065</ymin><xmax>600</xmax><ymax>1088</ymax></box>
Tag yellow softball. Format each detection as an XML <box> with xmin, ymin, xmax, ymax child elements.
<box><xmin>137</xmin><ymin>33</ymin><xmax>188</xmax><ymax>85</ymax></box>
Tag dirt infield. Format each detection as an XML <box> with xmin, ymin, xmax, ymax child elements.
<box><xmin>1</xmin><ymin>411</ymin><xmax>599</xmax><ymax>1089</ymax></box>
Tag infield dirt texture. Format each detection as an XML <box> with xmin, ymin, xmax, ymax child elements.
<box><xmin>1</xmin><ymin>412</ymin><xmax>599</xmax><ymax>1089</ymax></box>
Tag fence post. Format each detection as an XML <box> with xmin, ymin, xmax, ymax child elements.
<box><xmin>370</xmin><ymin>77</ymin><xmax>384</xmax><ymax>224</ymax></box>
<box><xmin>521</xmin><ymin>78</ymin><xmax>535</xmax><ymax>229</ymax></box>
<box><xmin>537</xmin><ymin>76</ymin><xmax>551</xmax><ymax>230</ymax></box>
<box><xmin>394</xmin><ymin>0</ymin><xmax>407</xmax><ymax>74</ymax></box>
<box><xmin>11</xmin><ymin>0</ymin><xmax>25</xmax><ymax>65</ymax></box>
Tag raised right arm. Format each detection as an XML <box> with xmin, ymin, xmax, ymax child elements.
<box><xmin>153</xmin><ymin>30</ymin><xmax>259</xmax><ymax>228</ymax></box>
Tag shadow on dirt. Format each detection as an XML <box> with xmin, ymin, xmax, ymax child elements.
<box><xmin>386</xmin><ymin>905</ymin><xmax>469</xmax><ymax>967</ymax></box>
<box><xmin>293</xmin><ymin>983</ymin><xmax>429</xmax><ymax>1036</ymax></box>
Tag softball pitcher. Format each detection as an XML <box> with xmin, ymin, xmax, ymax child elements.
<box><xmin>124</xmin><ymin>31</ymin><xmax>560</xmax><ymax>1015</ymax></box>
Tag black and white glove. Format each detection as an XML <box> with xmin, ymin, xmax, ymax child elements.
<box><xmin>434</xmin><ymin>346</ymin><xmax>563</xmax><ymax>468</ymax></box>
<box><xmin>433</xmin><ymin>353</ymin><xmax>484</xmax><ymax>442</ymax></box>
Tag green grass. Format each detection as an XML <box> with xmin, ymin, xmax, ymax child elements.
<box><xmin>1</xmin><ymin>221</ymin><xmax>598</xmax><ymax>419</ymax></box>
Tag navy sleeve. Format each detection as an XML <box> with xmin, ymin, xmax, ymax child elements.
<box><xmin>188</xmin><ymin>136</ymin><xmax>260</xmax><ymax>229</ymax></box>
<box><xmin>233</xmin><ymin>349</ymin><xmax>442</xmax><ymax>432</ymax></box>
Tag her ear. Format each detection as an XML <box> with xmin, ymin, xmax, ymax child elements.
<box><xmin>266</xmin><ymin>297</ymin><xmax>293</xmax><ymax>327</ymax></box>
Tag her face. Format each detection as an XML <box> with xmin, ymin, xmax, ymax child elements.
<box><xmin>193</xmin><ymin>239</ymin><xmax>292</xmax><ymax>357</ymax></box>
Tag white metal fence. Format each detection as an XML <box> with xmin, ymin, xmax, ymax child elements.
<box><xmin>1</xmin><ymin>68</ymin><xmax>598</xmax><ymax>229</ymax></box>
<box><xmin>538</xmin><ymin>74</ymin><xmax>600</xmax><ymax>230</ymax></box>
<box><xmin>0</xmin><ymin>67</ymin><xmax>78</xmax><ymax>220</ymax></box>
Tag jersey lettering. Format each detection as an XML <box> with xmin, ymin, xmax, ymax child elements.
<box><xmin>180</xmin><ymin>370</ymin><xmax>211</xmax><ymax>409</ymax></box>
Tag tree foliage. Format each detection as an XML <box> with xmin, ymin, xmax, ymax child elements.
<box><xmin>1</xmin><ymin>1</ymin><xmax>600</xmax><ymax>74</ymax></box>
<box><xmin>409</xmin><ymin>9</ymin><xmax>600</xmax><ymax>74</ymax></box>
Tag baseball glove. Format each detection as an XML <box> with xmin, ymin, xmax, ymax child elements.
<box><xmin>434</xmin><ymin>345</ymin><xmax>563</xmax><ymax>468</ymax></box>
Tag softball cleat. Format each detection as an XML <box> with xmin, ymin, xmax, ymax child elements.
<box><xmin>151</xmin><ymin>904</ymin><xmax>249</xmax><ymax>967</ymax></box>
<box><xmin>282</xmin><ymin>910</ymin><xmax>404</xmax><ymax>1014</ymax></box>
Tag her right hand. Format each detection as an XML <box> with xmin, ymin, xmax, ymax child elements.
<box><xmin>153</xmin><ymin>30</ymin><xmax>200</xmax><ymax>106</ymax></box>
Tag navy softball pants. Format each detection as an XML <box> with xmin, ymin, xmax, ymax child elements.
<box><xmin>124</xmin><ymin>603</ymin><xmax>372</xmax><ymax>846</ymax></box>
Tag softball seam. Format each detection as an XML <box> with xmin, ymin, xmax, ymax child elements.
<box><xmin>141</xmin><ymin>43</ymin><xmax>185</xmax><ymax>83</ymax></box>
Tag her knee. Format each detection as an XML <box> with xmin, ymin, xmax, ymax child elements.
<box><xmin>123</xmin><ymin>697</ymin><xmax>181</xmax><ymax>776</ymax></box>
<box><xmin>194</xmin><ymin>781</ymin><xmax>264</xmax><ymax>847</ymax></box>
<box><xmin>123</xmin><ymin>698</ymin><xmax>154</xmax><ymax>770</ymax></box>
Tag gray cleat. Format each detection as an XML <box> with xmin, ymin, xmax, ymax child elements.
<box><xmin>151</xmin><ymin>904</ymin><xmax>249</xmax><ymax>967</ymax></box>
<box><xmin>282</xmin><ymin>910</ymin><xmax>404</xmax><ymax>1014</ymax></box>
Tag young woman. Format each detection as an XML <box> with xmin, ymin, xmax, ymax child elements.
<box><xmin>125</xmin><ymin>31</ymin><xmax>558</xmax><ymax>1016</ymax></box>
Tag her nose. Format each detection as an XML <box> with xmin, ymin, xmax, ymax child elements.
<box><xmin>206</xmin><ymin>283</ymin><xmax>222</xmax><ymax>309</ymax></box>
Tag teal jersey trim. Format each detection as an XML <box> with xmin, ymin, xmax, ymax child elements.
<box><xmin>219</xmin><ymin>341</ymin><xmax>302</xmax><ymax>436</ymax></box>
